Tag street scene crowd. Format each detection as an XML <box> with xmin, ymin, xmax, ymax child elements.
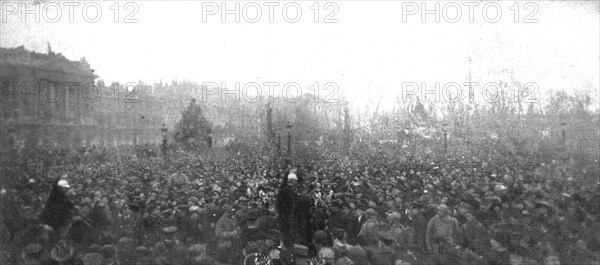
<box><xmin>1</xmin><ymin>140</ymin><xmax>599</xmax><ymax>265</ymax></box>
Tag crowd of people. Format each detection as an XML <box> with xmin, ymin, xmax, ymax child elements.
<box><xmin>1</xmin><ymin>141</ymin><xmax>599</xmax><ymax>265</ymax></box>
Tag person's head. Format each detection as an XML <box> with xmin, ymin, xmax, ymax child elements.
<box><xmin>410</xmin><ymin>205</ymin><xmax>420</xmax><ymax>215</ymax></box>
<box><xmin>313</xmin><ymin>230</ymin><xmax>329</xmax><ymax>247</ymax></box>
<box><xmin>288</xmin><ymin>172</ymin><xmax>298</xmax><ymax>186</ymax></box>
<box><xmin>520</xmin><ymin>211</ymin><xmax>531</xmax><ymax>224</ymax></box>
<box><xmin>394</xmin><ymin>197</ymin><xmax>403</xmax><ymax>205</ymax></box>
<box><xmin>331</xmin><ymin>228</ymin><xmax>347</xmax><ymax>242</ymax></box>
<box><xmin>341</xmin><ymin>204</ymin><xmax>350</xmax><ymax>214</ymax></box>
<box><xmin>389</xmin><ymin>212</ymin><xmax>402</xmax><ymax>224</ymax></box>
<box><xmin>465</xmin><ymin>212</ymin><xmax>476</xmax><ymax>222</ymax></box>
<box><xmin>58</xmin><ymin>179</ymin><xmax>70</xmax><ymax>194</ymax></box>
<box><xmin>437</xmin><ymin>204</ymin><xmax>450</xmax><ymax>218</ymax></box>
<box><xmin>365</xmin><ymin>208</ymin><xmax>379</xmax><ymax>219</ymax></box>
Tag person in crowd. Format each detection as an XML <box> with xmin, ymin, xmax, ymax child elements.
<box><xmin>215</xmin><ymin>207</ymin><xmax>241</xmax><ymax>264</ymax></box>
<box><xmin>296</xmin><ymin>184</ymin><xmax>314</xmax><ymax>247</ymax></box>
<box><xmin>357</xmin><ymin>208</ymin><xmax>389</xmax><ymax>247</ymax></box>
<box><xmin>425</xmin><ymin>204</ymin><xmax>460</xmax><ymax>254</ymax></box>
<box><xmin>276</xmin><ymin>169</ymin><xmax>299</xmax><ymax>247</ymax></box>
<box><xmin>40</xmin><ymin>179</ymin><xmax>78</xmax><ymax>242</ymax></box>
<box><xmin>167</xmin><ymin>165</ymin><xmax>190</xmax><ymax>189</ymax></box>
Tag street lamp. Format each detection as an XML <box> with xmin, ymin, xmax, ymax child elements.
<box><xmin>161</xmin><ymin>124</ymin><xmax>168</xmax><ymax>158</ymax></box>
<box><xmin>442</xmin><ymin>121</ymin><xmax>449</xmax><ymax>154</ymax></box>
<box><xmin>161</xmin><ymin>123</ymin><xmax>168</xmax><ymax>141</ymax></box>
<box><xmin>7</xmin><ymin>125</ymin><xmax>16</xmax><ymax>151</ymax></box>
<box><xmin>276</xmin><ymin>132</ymin><xmax>282</xmax><ymax>154</ymax></box>
<box><xmin>561</xmin><ymin>121</ymin><xmax>567</xmax><ymax>146</ymax></box>
<box><xmin>286</xmin><ymin>121</ymin><xmax>292</xmax><ymax>156</ymax></box>
<box><xmin>133</xmin><ymin>132</ymin><xmax>138</xmax><ymax>146</ymax></box>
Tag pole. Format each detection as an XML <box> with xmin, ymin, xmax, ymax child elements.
<box><xmin>266</xmin><ymin>103</ymin><xmax>273</xmax><ymax>145</ymax></box>
<box><xmin>287</xmin><ymin>130</ymin><xmax>292</xmax><ymax>156</ymax></box>
<box><xmin>276</xmin><ymin>133</ymin><xmax>281</xmax><ymax>154</ymax></box>
<box><xmin>444</xmin><ymin>131</ymin><xmax>448</xmax><ymax>154</ymax></box>
<box><xmin>561</xmin><ymin>121</ymin><xmax>566</xmax><ymax>146</ymax></box>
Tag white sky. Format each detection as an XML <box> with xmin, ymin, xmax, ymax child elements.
<box><xmin>1</xmin><ymin>1</ymin><xmax>599</xmax><ymax>111</ymax></box>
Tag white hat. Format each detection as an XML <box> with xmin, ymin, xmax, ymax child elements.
<box><xmin>288</xmin><ymin>173</ymin><xmax>298</xmax><ymax>181</ymax></box>
<box><xmin>58</xmin><ymin>179</ymin><xmax>70</xmax><ymax>188</ymax></box>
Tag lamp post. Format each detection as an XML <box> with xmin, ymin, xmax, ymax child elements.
<box><xmin>286</xmin><ymin>121</ymin><xmax>292</xmax><ymax>157</ymax></box>
<box><xmin>7</xmin><ymin>125</ymin><xmax>16</xmax><ymax>152</ymax></box>
<box><xmin>161</xmin><ymin>124</ymin><xmax>168</xmax><ymax>158</ymax></box>
<box><xmin>561</xmin><ymin>121</ymin><xmax>566</xmax><ymax>146</ymax></box>
<box><xmin>206</xmin><ymin>127</ymin><xmax>213</xmax><ymax>149</ymax></box>
<box><xmin>442</xmin><ymin>122</ymin><xmax>449</xmax><ymax>154</ymax></box>
<box><xmin>266</xmin><ymin>103</ymin><xmax>273</xmax><ymax>145</ymax></box>
<box><xmin>133</xmin><ymin>132</ymin><xmax>138</xmax><ymax>146</ymax></box>
<box><xmin>276</xmin><ymin>132</ymin><xmax>281</xmax><ymax>154</ymax></box>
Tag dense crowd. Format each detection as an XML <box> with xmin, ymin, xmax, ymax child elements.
<box><xmin>1</xmin><ymin>142</ymin><xmax>599</xmax><ymax>265</ymax></box>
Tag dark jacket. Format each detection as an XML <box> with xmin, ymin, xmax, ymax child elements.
<box><xmin>40</xmin><ymin>181</ymin><xmax>76</xmax><ymax>230</ymax></box>
<box><xmin>294</xmin><ymin>194</ymin><xmax>313</xmax><ymax>246</ymax></box>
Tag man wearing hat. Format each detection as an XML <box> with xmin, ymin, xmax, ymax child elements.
<box><xmin>166</xmin><ymin>165</ymin><xmax>190</xmax><ymax>189</ymax></box>
<box><xmin>425</xmin><ymin>204</ymin><xmax>460</xmax><ymax>254</ymax></box>
<box><xmin>277</xmin><ymin>169</ymin><xmax>300</xmax><ymax>247</ymax></box>
<box><xmin>215</xmin><ymin>206</ymin><xmax>241</xmax><ymax>263</ymax></box>
<box><xmin>357</xmin><ymin>208</ymin><xmax>389</xmax><ymax>247</ymax></box>
<box><xmin>40</xmin><ymin>178</ymin><xmax>78</xmax><ymax>241</ymax></box>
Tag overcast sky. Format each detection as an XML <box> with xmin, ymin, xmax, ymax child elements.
<box><xmin>1</xmin><ymin>1</ymin><xmax>598</xmax><ymax>110</ymax></box>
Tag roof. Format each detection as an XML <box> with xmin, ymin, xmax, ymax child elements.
<box><xmin>0</xmin><ymin>46</ymin><xmax>97</xmax><ymax>78</ymax></box>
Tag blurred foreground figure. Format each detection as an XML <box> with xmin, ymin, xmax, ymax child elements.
<box><xmin>40</xmin><ymin>179</ymin><xmax>77</xmax><ymax>241</ymax></box>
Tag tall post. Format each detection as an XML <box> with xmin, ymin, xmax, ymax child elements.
<box><xmin>444</xmin><ymin>131</ymin><xmax>448</xmax><ymax>154</ymax></box>
<box><xmin>276</xmin><ymin>132</ymin><xmax>281</xmax><ymax>154</ymax></box>
<box><xmin>7</xmin><ymin>125</ymin><xmax>16</xmax><ymax>152</ymax></box>
<box><xmin>286</xmin><ymin>121</ymin><xmax>292</xmax><ymax>157</ymax></box>
<box><xmin>561</xmin><ymin>121</ymin><xmax>566</xmax><ymax>146</ymax></box>
<box><xmin>161</xmin><ymin>124</ymin><xmax>168</xmax><ymax>159</ymax></box>
<box><xmin>442</xmin><ymin>122</ymin><xmax>448</xmax><ymax>154</ymax></box>
<box><xmin>266</xmin><ymin>103</ymin><xmax>273</xmax><ymax>145</ymax></box>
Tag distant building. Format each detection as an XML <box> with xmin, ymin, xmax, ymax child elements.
<box><xmin>1</xmin><ymin>46</ymin><xmax>98</xmax><ymax>150</ymax></box>
<box><xmin>0</xmin><ymin>46</ymin><xmax>344</xmax><ymax>152</ymax></box>
<box><xmin>0</xmin><ymin>46</ymin><xmax>165</xmax><ymax>151</ymax></box>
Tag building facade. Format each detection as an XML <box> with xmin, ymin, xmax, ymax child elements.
<box><xmin>0</xmin><ymin>46</ymin><xmax>165</xmax><ymax>152</ymax></box>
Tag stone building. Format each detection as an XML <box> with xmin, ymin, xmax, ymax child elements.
<box><xmin>0</xmin><ymin>46</ymin><xmax>165</xmax><ymax>152</ymax></box>
<box><xmin>1</xmin><ymin>46</ymin><xmax>98</xmax><ymax>150</ymax></box>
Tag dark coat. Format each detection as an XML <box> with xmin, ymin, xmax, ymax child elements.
<box><xmin>294</xmin><ymin>194</ymin><xmax>313</xmax><ymax>246</ymax></box>
<box><xmin>40</xmin><ymin>181</ymin><xmax>76</xmax><ymax>230</ymax></box>
<box><xmin>277</xmin><ymin>184</ymin><xmax>296</xmax><ymax>230</ymax></box>
<box><xmin>348</xmin><ymin>213</ymin><xmax>367</xmax><ymax>244</ymax></box>
<box><xmin>277</xmin><ymin>183</ymin><xmax>297</xmax><ymax>246</ymax></box>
